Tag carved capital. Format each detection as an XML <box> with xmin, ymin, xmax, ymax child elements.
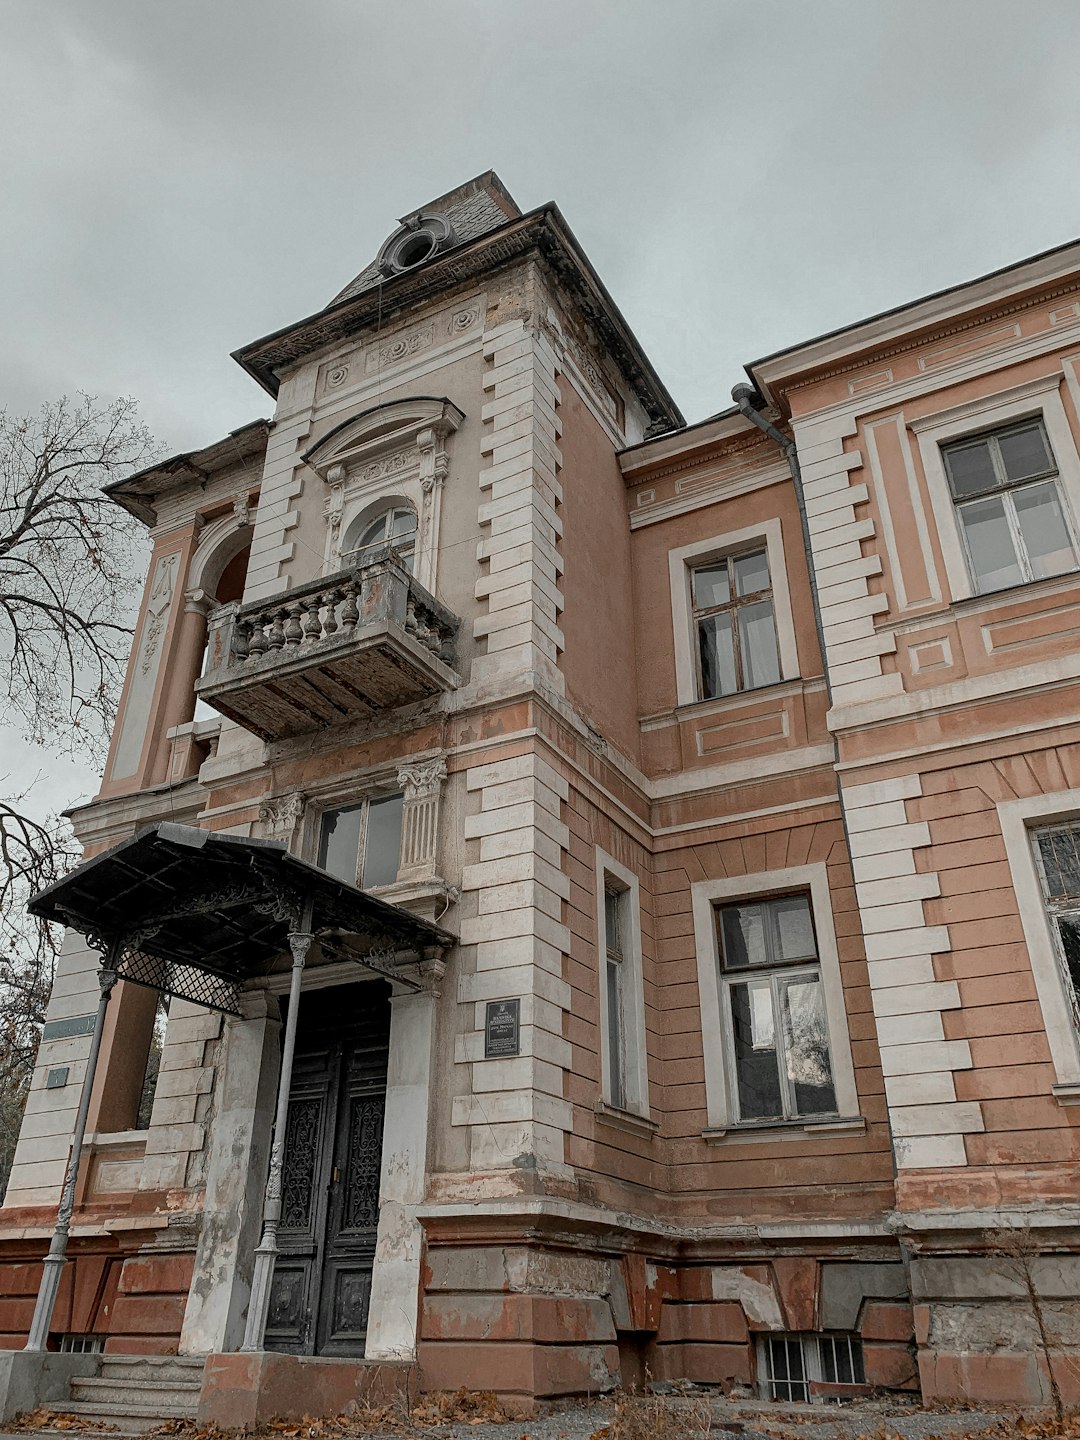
<box><xmin>232</xmin><ymin>493</ymin><xmax>256</xmax><ymax>527</ymax></box>
<box><xmin>259</xmin><ymin>792</ymin><xmax>306</xmax><ymax>845</ymax></box>
<box><xmin>396</xmin><ymin>757</ymin><xmax>447</xmax><ymax>802</ymax></box>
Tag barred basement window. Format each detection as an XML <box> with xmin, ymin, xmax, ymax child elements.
<box><xmin>59</xmin><ymin>1334</ymin><xmax>105</xmax><ymax>1353</ymax></box>
<box><xmin>758</xmin><ymin>1333</ymin><xmax>864</xmax><ymax>1404</ymax></box>
<box><xmin>1032</xmin><ymin>821</ymin><xmax>1080</xmax><ymax>1026</ymax></box>
<box><xmin>942</xmin><ymin>419</ymin><xmax>1078</xmax><ymax>594</ymax></box>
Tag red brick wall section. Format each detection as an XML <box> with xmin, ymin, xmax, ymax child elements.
<box><xmin>107</xmin><ymin>1251</ymin><xmax>194</xmax><ymax>1355</ymax></box>
<box><xmin>0</xmin><ymin>1248</ymin><xmax>124</xmax><ymax>1349</ymax></box>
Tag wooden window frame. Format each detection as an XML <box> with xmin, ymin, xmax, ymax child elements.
<box><xmin>942</xmin><ymin>418</ymin><xmax>1078</xmax><ymax>594</ymax></box>
<box><xmin>691</xmin><ymin>546</ymin><xmax>781</xmax><ymax>701</ymax></box>
<box><xmin>715</xmin><ymin>893</ymin><xmax>838</xmax><ymax>1126</ymax></box>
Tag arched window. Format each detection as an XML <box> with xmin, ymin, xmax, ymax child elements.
<box><xmin>343</xmin><ymin>505</ymin><xmax>418</xmax><ymax>573</ymax></box>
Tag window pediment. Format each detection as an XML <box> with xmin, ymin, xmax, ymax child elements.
<box><xmin>305</xmin><ymin>397</ymin><xmax>464</xmax><ymax>592</ymax></box>
<box><xmin>303</xmin><ymin>397</ymin><xmax>464</xmax><ymax>480</ymax></box>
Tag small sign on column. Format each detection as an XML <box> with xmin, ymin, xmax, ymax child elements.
<box><xmin>484</xmin><ymin>998</ymin><xmax>521</xmax><ymax>1058</ymax></box>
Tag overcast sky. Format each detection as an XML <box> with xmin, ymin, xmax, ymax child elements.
<box><xmin>3</xmin><ymin>0</ymin><xmax>1080</xmax><ymax>815</ymax></box>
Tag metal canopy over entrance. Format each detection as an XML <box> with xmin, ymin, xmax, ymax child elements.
<box><xmin>23</xmin><ymin>821</ymin><xmax>455</xmax><ymax>1356</ymax></box>
<box><xmin>29</xmin><ymin>822</ymin><xmax>454</xmax><ymax>1013</ymax></box>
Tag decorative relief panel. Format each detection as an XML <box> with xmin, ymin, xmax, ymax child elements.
<box><xmin>280</xmin><ymin>1097</ymin><xmax>321</xmax><ymax>1231</ymax></box>
<box><xmin>316</xmin><ymin>295</ymin><xmax>485</xmax><ymax>398</ymax></box>
<box><xmin>342</xmin><ymin>1095</ymin><xmax>384</xmax><ymax>1232</ymax></box>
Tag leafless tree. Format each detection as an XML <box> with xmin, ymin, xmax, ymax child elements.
<box><xmin>0</xmin><ymin>393</ymin><xmax>155</xmax><ymax>1193</ymax></box>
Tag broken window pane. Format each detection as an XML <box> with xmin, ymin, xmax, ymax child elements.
<box><xmin>319</xmin><ymin>805</ymin><xmax>364</xmax><ymax>885</ymax></box>
<box><xmin>362</xmin><ymin>793</ymin><xmax>404</xmax><ymax>888</ymax></box>
<box><xmin>738</xmin><ymin>600</ymin><xmax>781</xmax><ymax>689</ymax></box>
<box><xmin>698</xmin><ymin>612</ymin><xmax>736</xmax><ymax>698</ymax></box>
<box><xmin>730</xmin><ymin>980</ymin><xmax>782</xmax><ymax>1121</ymax></box>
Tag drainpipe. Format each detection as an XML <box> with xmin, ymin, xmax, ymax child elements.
<box><xmin>730</xmin><ymin>386</ymin><xmax>905</xmax><ymax>1191</ymax></box>
<box><xmin>731</xmin><ymin>384</ymin><xmax>832</xmax><ymax>702</ymax></box>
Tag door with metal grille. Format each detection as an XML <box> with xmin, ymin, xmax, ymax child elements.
<box><xmin>263</xmin><ymin>981</ymin><xmax>390</xmax><ymax>1355</ymax></box>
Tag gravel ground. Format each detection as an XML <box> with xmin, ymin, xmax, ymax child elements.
<box><xmin>0</xmin><ymin>1395</ymin><xmax>1028</xmax><ymax>1440</ymax></box>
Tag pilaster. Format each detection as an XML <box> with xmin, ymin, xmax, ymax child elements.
<box><xmin>471</xmin><ymin>321</ymin><xmax>564</xmax><ymax>697</ymax></box>
<box><xmin>455</xmin><ymin>751</ymin><xmax>572</xmax><ymax>1178</ymax></box>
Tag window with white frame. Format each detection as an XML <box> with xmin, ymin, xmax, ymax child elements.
<box><xmin>318</xmin><ymin>793</ymin><xmax>404</xmax><ymax>890</ymax></box>
<box><xmin>998</xmin><ymin>790</ymin><xmax>1080</xmax><ymax>1098</ymax></box>
<box><xmin>596</xmin><ymin>850</ymin><xmax>650</xmax><ymax>1118</ymax></box>
<box><xmin>941</xmin><ymin>418</ymin><xmax>1078</xmax><ymax>595</ymax></box>
<box><xmin>1031</xmin><ymin>821</ymin><xmax>1080</xmax><ymax>1028</ymax></box>
<box><xmin>668</xmin><ymin>520</ymin><xmax>799</xmax><ymax>709</ymax></box>
<box><xmin>603</xmin><ymin>885</ymin><xmax>629</xmax><ymax>1109</ymax></box>
<box><xmin>716</xmin><ymin>893</ymin><xmax>837</xmax><ymax>1124</ymax></box>
<box><xmin>691</xmin><ymin>547</ymin><xmax>782</xmax><ymax>700</ymax></box>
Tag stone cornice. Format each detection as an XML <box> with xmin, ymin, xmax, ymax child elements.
<box><xmin>232</xmin><ymin>205</ymin><xmax>684</xmax><ymax>431</ymax></box>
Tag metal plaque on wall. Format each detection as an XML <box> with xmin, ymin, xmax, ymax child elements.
<box><xmin>484</xmin><ymin>998</ymin><xmax>521</xmax><ymax>1059</ymax></box>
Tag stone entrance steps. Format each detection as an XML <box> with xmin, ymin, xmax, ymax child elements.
<box><xmin>62</xmin><ymin>1354</ymin><xmax>205</xmax><ymax>1432</ymax></box>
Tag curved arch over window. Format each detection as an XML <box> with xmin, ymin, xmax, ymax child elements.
<box><xmin>343</xmin><ymin>502</ymin><xmax>418</xmax><ymax>572</ymax></box>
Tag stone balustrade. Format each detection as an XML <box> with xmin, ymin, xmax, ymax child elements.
<box><xmin>197</xmin><ymin>549</ymin><xmax>461</xmax><ymax>741</ymax></box>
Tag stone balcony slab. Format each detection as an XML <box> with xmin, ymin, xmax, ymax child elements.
<box><xmin>196</xmin><ymin>549</ymin><xmax>460</xmax><ymax>742</ymax></box>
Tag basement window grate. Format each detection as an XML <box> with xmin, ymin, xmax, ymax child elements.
<box><xmin>758</xmin><ymin>1333</ymin><xmax>864</xmax><ymax>1404</ymax></box>
<box><xmin>59</xmin><ymin>1333</ymin><xmax>105</xmax><ymax>1353</ymax></box>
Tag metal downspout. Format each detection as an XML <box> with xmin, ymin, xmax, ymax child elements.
<box><xmin>730</xmin><ymin>384</ymin><xmax>905</xmax><ymax>1191</ymax></box>
<box><xmin>731</xmin><ymin>384</ymin><xmax>833</xmax><ymax>703</ymax></box>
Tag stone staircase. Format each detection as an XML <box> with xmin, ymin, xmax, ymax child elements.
<box><xmin>61</xmin><ymin>1354</ymin><xmax>205</xmax><ymax>1432</ymax></box>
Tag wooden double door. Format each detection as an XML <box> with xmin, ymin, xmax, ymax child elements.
<box><xmin>264</xmin><ymin>981</ymin><xmax>391</xmax><ymax>1355</ymax></box>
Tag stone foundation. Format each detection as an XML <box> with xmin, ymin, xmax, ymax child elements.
<box><xmin>198</xmin><ymin>1352</ymin><xmax>417</xmax><ymax>1427</ymax></box>
<box><xmin>416</xmin><ymin>1233</ymin><xmax>918</xmax><ymax>1409</ymax></box>
<box><xmin>911</xmin><ymin>1240</ymin><xmax>1080</xmax><ymax>1409</ymax></box>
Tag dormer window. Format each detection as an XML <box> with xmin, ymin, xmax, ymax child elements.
<box><xmin>378</xmin><ymin>214</ymin><xmax>455</xmax><ymax>277</ymax></box>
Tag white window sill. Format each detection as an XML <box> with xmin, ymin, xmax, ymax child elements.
<box><xmin>594</xmin><ymin>1100</ymin><xmax>659</xmax><ymax>1139</ymax></box>
<box><xmin>1052</xmin><ymin>1081</ymin><xmax>1080</xmax><ymax>1107</ymax></box>
<box><xmin>948</xmin><ymin>566</ymin><xmax>1080</xmax><ymax>616</ymax></box>
<box><xmin>702</xmin><ymin>1115</ymin><xmax>865</xmax><ymax>1146</ymax></box>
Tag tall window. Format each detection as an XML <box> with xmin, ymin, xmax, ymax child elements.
<box><xmin>1032</xmin><ymin>821</ymin><xmax>1080</xmax><ymax>1026</ymax></box>
<box><xmin>318</xmin><ymin>794</ymin><xmax>404</xmax><ymax>890</ymax></box>
<box><xmin>603</xmin><ymin>885</ymin><xmax>628</xmax><ymax>1110</ymax></box>
<box><xmin>716</xmin><ymin>893</ymin><xmax>837</xmax><ymax>1124</ymax></box>
<box><xmin>344</xmin><ymin>506</ymin><xmax>418</xmax><ymax>572</ymax></box>
<box><xmin>136</xmin><ymin>995</ymin><xmax>170</xmax><ymax>1130</ymax></box>
<box><xmin>691</xmin><ymin>548</ymin><xmax>781</xmax><ymax>700</ymax></box>
<box><xmin>942</xmin><ymin>419</ymin><xmax>1077</xmax><ymax>594</ymax></box>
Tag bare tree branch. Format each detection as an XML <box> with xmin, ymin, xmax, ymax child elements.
<box><xmin>0</xmin><ymin>393</ymin><xmax>157</xmax><ymax>1194</ymax></box>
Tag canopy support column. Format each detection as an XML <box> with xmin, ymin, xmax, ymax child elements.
<box><xmin>241</xmin><ymin>902</ymin><xmax>313</xmax><ymax>1352</ymax></box>
<box><xmin>25</xmin><ymin>961</ymin><xmax>118</xmax><ymax>1352</ymax></box>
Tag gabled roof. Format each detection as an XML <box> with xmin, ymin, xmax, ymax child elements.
<box><xmin>747</xmin><ymin>234</ymin><xmax>1080</xmax><ymax>408</ymax></box>
<box><xmin>330</xmin><ymin>170</ymin><xmax>521</xmax><ymax>305</ymax></box>
<box><xmin>105</xmin><ymin>418</ymin><xmax>270</xmax><ymax>527</ymax></box>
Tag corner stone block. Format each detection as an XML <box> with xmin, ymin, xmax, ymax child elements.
<box><xmin>863</xmin><ymin>1341</ymin><xmax>919</xmax><ymax>1390</ymax></box>
<box><xmin>198</xmin><ymin>1352</ymin><xmax>415</xmax><ymax>1427</ymax></box>
<box><xmin>772</xmin><ymin>1257</ymin><xmax>819</xmax><ymax>1331</ymax></box>
<box><xmin>860</xmin><ymin>1301</ymin><xmax>916</xmax><ymax>1342</ymax></box>
<box><xmin>819</xmin><ymin>1261</ymin><xmax>909</xmax><ymax>1331</ymax></box>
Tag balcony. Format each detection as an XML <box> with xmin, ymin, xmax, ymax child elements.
<box><xmin>196</xmin><ymin>550</ymin><xmax>461</xmax><ymax>741</ymax></box>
